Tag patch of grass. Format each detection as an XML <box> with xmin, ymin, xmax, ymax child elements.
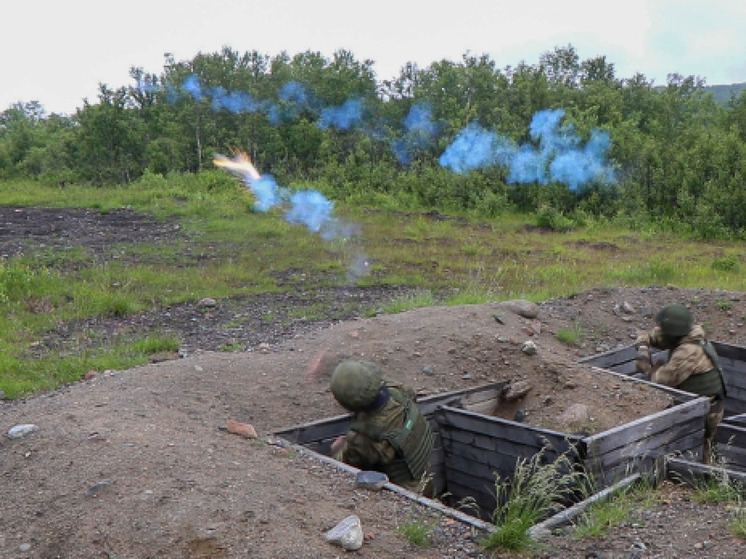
<box><xmin>219</xmin><ymin>341</ymin><xmax>244</xmax><ymax>352</ymax></box>
<box><xmin>572</xmin><ymin>480</ymin><xmax>656</xmax><ymax>539</ymax></box>
<box><xmin>556</xmin><ymin>322</ymin><xmax>582</xmax><ymax>346</ymax></box>
<box><xmin>730</xmin><ymin>505</ymin><xmax>746</xmax><ymax>539</ymax></box>
<box><xmin>690</xmin><ymin>473</ymin><xmax>743</xmax><ymax>505</ymax></box>
<box><xmin>396</xmin><ymin>516</ymin><xmax>435</xmax><ymax>547</ymax></box>
<box><xmin>382</xmin><ymin>290</ymin><xmax>438</xmax><ymax>313</ymax></box>
<box><xmin>482</xmin><ymin>449</ymin><xmax>591</xmax><ymax>553</ymax></box>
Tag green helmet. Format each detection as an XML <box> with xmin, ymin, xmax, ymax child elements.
<box><xmin>331</xmin><ymin>360</ymin><xmax>383</xmax><ymax>411</ymax></box>
<box><xmin>655</xmin><ymin>303</ymin><xmax>693</xmax><ymax>337</ymax></box>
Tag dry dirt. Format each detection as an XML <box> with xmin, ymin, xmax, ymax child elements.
<box><xmin>1</xmin><ymin>207</ymin><xmax>746</xmax><ymax>558</ymax></box>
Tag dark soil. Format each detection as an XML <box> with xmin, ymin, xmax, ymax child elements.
<box><xmin>1</xmin><ymin>206</ymin><xmax>745</xmax><ymax>558</ymax></box>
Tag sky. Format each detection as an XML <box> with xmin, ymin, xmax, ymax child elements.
<box><xmin>2</xmin><ymin>0</ymin><xmax>746</xmax><ymax>116</ymax></box>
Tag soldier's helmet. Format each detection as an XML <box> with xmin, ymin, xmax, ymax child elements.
<box><xmin>330</xmin><ymin>360</ymin><xmax>383</xmax><ymax>411</ymax></box>
<box><xmin>655</xmin><ymin>303</ymin><xmax>693</xmax><ymax>337</ymax></box>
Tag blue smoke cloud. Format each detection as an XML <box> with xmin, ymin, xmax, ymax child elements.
<box><xmin>318</xmin><ymin>98</ymin><xmax>364</xmax><ymax>130</ymax></box>
<box><xmin>391</xmin><ymin>102</ymin><xmax>441</xmax><ymax>165</ymax></box>
<box><xmin>440</xmin><ymin>109</ymin><xmax>615</xmax><ymax>190</ymax></box>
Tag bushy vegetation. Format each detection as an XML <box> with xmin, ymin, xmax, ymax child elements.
<box><xmin>1</xmin><ymin>45</ymin><xmax>745</xmax><ymax>239</ymax></box>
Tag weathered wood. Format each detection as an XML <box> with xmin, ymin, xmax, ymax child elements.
<box><xmin>724</xmin><ymin>413</ymin><xmax>746</xmax><ymax>426</ymax></box>
<box><xmin>417</xmin><ymin>382</ymin><xmax>506</xmax><ymax>415</ymax></box>
<box><xmin>438</xmin><ymin>427</ymin><xmax>575</xmax><ymax>462</ymax></box>
<box><xmin>436</xmin><ymin>406</ymin><xmax>575</xmax><ymax>446</ymax></box>
<box><xmin>666</xmin><ymin>456</ymin><xmax>746</xmax><ymax>490</ymax></box>
<box><xmin>441</xmin><ymin>478</ymin><xmax>496</xmax><ymax>518</ymax></box>
<box><xmin>584</xmin><ymin>397</ymin><xmax>709</xmax><ymax>456</ymax></box>
<box><xmin>274</xmin><ymin>413</ymin><xmax>351</xmax><ymax>444</ymax></box>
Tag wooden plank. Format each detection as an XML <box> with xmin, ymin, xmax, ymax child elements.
<box><xmin>274</xmin><ymin>414</ymin><xmax>351</xmax><ymax>444</ymax></box>
<box><xmin>417</xmin><ymin>382</ymin><xmax>506</xmax><ymax>415</ymax></box>
<box><xmin>438</xmin><ymin>428</ymin><xmax>576</xmax><ymax>463</ymax></box>
<box><xmin>717</xmin><ymin>423</ymin><xmax>746</xmax><ymax>450</ymax></box>
<box><xmin>666</xmin><ymin>456</ymin><xmax>746</xmax><ymax>489</ymax></box>
<box><xmin>578</xmin><ymin>345</ymin><xmax>638</xmax><ymax>368</ymax></box>
<box><xmin>584</xmin><ymin>398</ymin><xmax>709</xmax><ymax>456</ymax></box>
<box><xmin>724</xmin><ymin>413</ymin><xmax>746</xmax><ymax>426</ymax></box>
<box><xmin>441</xmin><ymin>478</ymin><xmax>495</xmax><ymax>518</ymax></box>
<box><xmin>585</xmin><ymin>429</ymin><xmax>704</xmax><ymax>482</ymax></box>
<box><xmin>436</xmin><ymin>406</ymin><xmax>577</xmax><ymax>446</ymax></box>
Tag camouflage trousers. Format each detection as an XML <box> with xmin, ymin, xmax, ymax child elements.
<box><xmin>703</xmin><ymin>398</ymin><xmax>725</xmax><ymax>465</ymax></box>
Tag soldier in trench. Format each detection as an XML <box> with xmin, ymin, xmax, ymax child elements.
<box><xmin>635</xmin><ymin>303</ymin><xmax>727</xmax><ymax>464</ymax></box>
<box><xmin>329</xmin><ymin>360</ymin><xmax>435</xmax><ymax>496</ymax></box>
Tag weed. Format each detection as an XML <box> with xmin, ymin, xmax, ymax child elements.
<box><xmin>690</xmin><ymin>473</ymin><xmax>743</xmax><ymax>505</ymax></box>
<box><xmin>730</xmin><ymin>505</ymin><xmax>746</xmax><ymax>539</ymax></box>
<box><xmin>556</xmin><ymin>323</ymin><xmax>582</xmax><ymax>346</ymax></box>
<box><xmin>716</xmin><ymin>300</ymin><xmax>733</xmax><ymax>312</ymax></box>
<box><xmin>396</xmin><ymin>517</ymin><xmax>435</xmax><ymax>547</ymax></box>
<box><xmin>572</xmin><ymin>479</ymin><xmax>656</xmax><ymax>539</ymax></box>
<box><xmin>482</xmin><ymin>448</ymin><xmax>590</xmax><ymax>553</ymax></box>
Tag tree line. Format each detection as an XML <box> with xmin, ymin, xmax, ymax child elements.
<box><xmin>1</xmin><ymin>45</ymin><xmax>745</xmax><ymax>239</ymax></box>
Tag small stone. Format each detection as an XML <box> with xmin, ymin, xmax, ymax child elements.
<box><xmin>85</xmin><ymin>479</ymin><xmax>113</xmax><ymax>497</ymax></box>
<box><xmin>421</xmin><ymin>365</ymin><xmax>434</xmax><ymax>375</ymax></box>
<box><xmin>196</xmin><ymin>297</ymin><xmax>217</xmax><ymax>308</ymax></box>
<box><xmin>521</xmin><ymin>340</ymin><xmax>537</xmax><ymax>355</ymax></box>
<box><xmin>6</xmin><ymin>424</ymin><xmax>39</xmax><ymax>439</ymax></box>
<box><xmin>226</xmin><ymin>420</ymin><xmax>258</xmax><ymax>439</ymax></box>
<box><xmin>19</xmin><ymin>544</ymin><xmax>31</xmax><ymax>552</ymax></box>
<box><xmin>84</xmin><ymin>370</ymin><xmax>98</xmax><ymax>381</ymax></box>
<box><xmin>354</xmin><ymin>471</ymin><xmax>388</xmax><ymax>490</ymax></box>
<box><xmin>325</xmin><ymin>515</ymin><xmax>364</xmax><ymax>551</ymax></box>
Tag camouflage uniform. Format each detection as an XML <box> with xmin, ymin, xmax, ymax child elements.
<box><xmin>330</xmin><ymin>361</ymin><xmax>434</xmax><ymax>495</ymax></box>
<box><xmin>637</xmin><ymin>324</ymin><xmax>726</xmax><ymax>463</ymax></box>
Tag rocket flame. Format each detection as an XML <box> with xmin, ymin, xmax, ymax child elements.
<box><xmin>213</xmin><ymin>152</ymin><xmax>261</xmax><ymax>181</ymax></box>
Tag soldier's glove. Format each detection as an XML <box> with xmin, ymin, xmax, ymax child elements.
<box><xmin>635</xmin><ymin>345</ymin><xmax>653</xmax><ymax>377</ymax></box>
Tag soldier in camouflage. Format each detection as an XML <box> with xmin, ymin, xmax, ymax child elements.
<box><xmin>329</xmin><ymin>360</ymin><xmax>435</xmax><ymax>495</ymax></box>
<box><xmin>636</xmin><ymin>303</ymin><xmax>727</xmax><ymax>464</ymax></box>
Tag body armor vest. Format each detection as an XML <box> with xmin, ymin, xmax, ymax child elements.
<box><xmin>349</xmin><ymin>387</ymin><xmax>434</xmax><ymax>484</ymax></box>
<box><xmin>678</xmin><ymin>340</ymin><xmax>727</xmax><ymax>399</ymax></box>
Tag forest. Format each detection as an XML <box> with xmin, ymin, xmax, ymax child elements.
<box><xmin>1</xmin><ymin>44</ymin><xmax>746</xmax><ymax>239</ymax></box>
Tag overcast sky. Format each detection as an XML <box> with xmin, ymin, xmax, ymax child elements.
<box><xmin>3</xmin><ymin>0</ymin><xmax>745</xmax><ymax>115</ymax></box>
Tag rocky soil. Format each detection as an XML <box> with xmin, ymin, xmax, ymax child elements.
<box><xmin>1</xmin><ymin>206</ymin><xmax>746</xmax><ymax>558</ymax></box>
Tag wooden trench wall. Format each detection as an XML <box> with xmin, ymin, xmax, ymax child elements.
<box><xmin>274</xmin><ymin>378</ymin><xmax>710</xmax><ymax>519</ymax></box>
<box><xmin>581</xmin><ymin>341</ymin><xmax>746</xmax><ymax>472</ymax></box>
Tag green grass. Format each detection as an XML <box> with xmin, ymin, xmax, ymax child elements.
<box><xmin>396</xmin><ymin>516</ymin><xmax>436</xmax><ymax>547</ymax></box>
<box><xmin>482</xmin><ymin>449</ymin><xmax>592</xmax><ymax>553</ymax></box>
<box><xmin>572</xmin><ymin>480</ymin><xmax>656</xmax><ymax>539</ymax></box>
<box><xmin>2</xmin><ymin>176</ymin><xmax>746</xmax><ymax>398</ymax></box>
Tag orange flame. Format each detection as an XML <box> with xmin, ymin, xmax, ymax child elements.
<box><xmin>213</xmin><ymin>152</ymin><xmax>261</xmax><ymax>181</ymax></box>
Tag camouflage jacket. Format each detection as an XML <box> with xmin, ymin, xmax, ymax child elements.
<box><xmin>333</xmin><ymin>385</ymin><xmax>429</xmax><ymax>486</ymax></box>
<box><xmin>637</xmin><ymin>324</ymin><xmax>715</xmax><ymax>388</ymax></box>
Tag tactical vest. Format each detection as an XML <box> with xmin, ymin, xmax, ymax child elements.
<box><xmin>349</xmin><ymin>387</ymin><xmax>435</xmax><ymax>485</ymax></box>
<box><xmin>677</xmin><ymin>340</ymin><xmax>727</xmax><ymax>399</ymax></box>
